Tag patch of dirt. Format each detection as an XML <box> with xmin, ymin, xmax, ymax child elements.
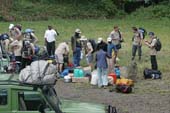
<box><xmin>55</xmin><ymin>73</ymin><xmax>170</xmax><ymax>113</ymax></box>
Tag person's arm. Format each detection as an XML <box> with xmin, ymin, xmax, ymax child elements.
<box><xmin>31</xmin><ymin>43</ymin><xmax>35</xmax><ymax>55</ymax></box>
<box><xmin>31</xmin><ymin>33</ymin><xmax>38</xmax><ymax>43</ymax></box>
<box><xmin>14</xmin><ymin>27</ymin><xmax>22</xmax><ymax>40</ymax></box>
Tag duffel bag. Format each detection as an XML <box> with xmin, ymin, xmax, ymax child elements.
<box><xmin>116</xmin><ymin>84</ymin><xmax>132</xmax><ymax>93</ymax></box>
<box><xmin>143</xmin><ymin>68</ymin><xmax>161</xmax><ymax>79</ymax></box>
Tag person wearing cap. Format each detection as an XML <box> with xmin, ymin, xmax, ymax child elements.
<box><xmin>55</xmin><ymin>42</ymin><xmax>69</xmax><ymax>73</ymax></box>
<box><xmin>71</xmin><ymin>28</ymin><xmax>82</xmax><ymax>67</ymax></box>
<box><xmin>107</xmin><ymin>37</ymin><xmax>117</xmax><ymax>73</ymax></box>
<box><xmin>96</xmin><ymin>37</ymin><xmax>107</xmax><ymax>52</ymax></box>
<box><xmin>24</xmin><ymin>29</ymin><xmax>38</xmax><ymax>44</ymax></box>
<box><xmin>131</xmin><ymin>27</ymin><xmax>143</xmax><ymax>61</ymax></box>
<box><xmin>9</xmin><ymin>24</ymin><xmax>22</xmax><ymax>41</ymax></box>
<box><xmin>44</xmin><ymin>25</ymin><xmax>58</xmax><ymax>57</ymax></box>
<box><xmin>144</xmin><ymin>32</ymin><xmax>158</xmax><ymax>70</ymax></box>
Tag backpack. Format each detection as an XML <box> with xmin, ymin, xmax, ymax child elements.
<box><xmin>138</xmin><ymin>27</ymin><xmax>147</xmax><ymax>39</ymax></box>
<box><xmin>116</xmin><ymin>84</ymin><xmax>132</xmax><ymax>93</ymax></box>
<box><xmin>143</xmin><ymin>68</ymin><xmax>161</xmax><ymax>79</ymax></box>
<box><xmin>0</xmin><ymin>33</ymin><xmax>9</xmax><ymax>40</ymax></box>
<box><xmin>89</xmin><ymin>39</ymin><xmax>97</xmax><ymax>53</ymax></box>
<box><xmin>155</xmin><ymin>38</ymin><xmax>162</xmax><ymax>51</ymax></box>
<box><xmin>22</xmin><ymin>40</ymin><xmax>33</xmax><ymax>58</ymax></box>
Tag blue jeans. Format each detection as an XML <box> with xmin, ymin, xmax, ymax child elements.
<box><xmin>97</xmin><ymin>67</ymin><xmax>108</xmax><ymax>87</ymax></box>
<box><xmin>73</xmin><ymin>47</ymin><xmax>81</xmax><ymax>67</ymax></box>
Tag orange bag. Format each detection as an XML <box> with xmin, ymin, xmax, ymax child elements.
<box><xmin>116</xmin><ymin>78</ymin><xmax>134</xmax><ymax>86</ymax></box>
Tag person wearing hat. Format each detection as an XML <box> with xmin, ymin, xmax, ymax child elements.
<box><xmin>96</xmin><ymin>37</ymin><xmax>107</xmax><ymax>52</ymax></box>
<box><xmin>131</xmin><ymin>27</ymin><xmax>143</xmax><ymax>61</ymax></box>
<box><xmin>9</xmin><ymin>24</ymin><xmax>22</xmax><ymax>41</ymax></box>
<box><xmin>107</xmin><ymin>37</ymin><xmax>117</xmax><ymax>73</ymax></box>
<box><xmin>44</xmin><ymin>25</ymin><xmax>58</xmax><ymax>57</ymax></box>
<box><xmin>71</xmin><ymin>28</ymin><xmax>82</xmax><ymax>67</ymax></box>
<box><xmin>144</xmin><ymin>32</ymin><xmax>158</xmax><ymax>70</ymax></box>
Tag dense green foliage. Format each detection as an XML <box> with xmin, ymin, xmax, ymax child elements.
<box><xmin>0</xmin><ymin>0</ymin><xmax>170</xmax><ymax>21</ymax></box>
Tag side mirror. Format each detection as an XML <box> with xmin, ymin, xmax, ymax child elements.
<box><xmin>38</xmin><ymin>104</ymin><xmax>45</xmax><ymax>113</ymax></box>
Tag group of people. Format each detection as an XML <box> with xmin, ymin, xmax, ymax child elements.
<box><xmin>0</xmin><ymin>24</ymin><xmax>159</xmax><ymax>88</ymax></box>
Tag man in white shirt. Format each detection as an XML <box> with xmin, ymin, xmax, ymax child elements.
<box><xmin>44</xmin><ymin>25</ymin><xmax>57</xmax><ymax>57</ymax></box>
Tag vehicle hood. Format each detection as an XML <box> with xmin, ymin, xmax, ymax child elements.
<box><xmin>61</xmin><ymin>100</ymin><xmax>106</xmax><ymax>113</ymax></box>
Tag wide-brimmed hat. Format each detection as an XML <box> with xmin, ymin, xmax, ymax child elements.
<box><xmin>75</xmin><ymin>28</ymin><xmax>81</xmax><ymax>33</ymax></box>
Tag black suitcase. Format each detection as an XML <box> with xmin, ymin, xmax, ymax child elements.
<box><xmin>143</xmin><ymin>68</ymin><xmax>162</xmax><ymax>79</ymax></box>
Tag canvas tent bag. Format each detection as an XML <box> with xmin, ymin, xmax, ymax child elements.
<box><xmin>19</xmin><ymin>60</ymin><xmax>57</xmax><ymax>85</ymax></box>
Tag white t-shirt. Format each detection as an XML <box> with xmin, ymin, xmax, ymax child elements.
<box><xmin>110</xmin><ymin>31</ymin><xmax>121</xmax><ymax>45</ymax></box>
<box><xmin>44</xmin><ymin>29</ymin><xmax>57</xmax><ymax>43</ymax></box>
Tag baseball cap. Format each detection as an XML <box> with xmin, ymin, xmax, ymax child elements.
<box><xmin>107</xmin><ymin>37</ymin><xmax>112</xmax><ymax>42</ymax></box>
<box><xmin>148</xmin><ymin>32</ymin><xmax>154</xmax><ymax>36</ymax></box>
<box><xmin>97</xmin><ymin>37</ymin><xmax>103</xmax><ymax>43</ymax></box>
<box><xmin>75</xmin><ymin>28</ymin><xmax>81</xmax><ymax>33</ymax></box>
<box><xmin>9</xmin><ymin>24</ymin><xmax>14</xmax><ymax>30</ymax></box>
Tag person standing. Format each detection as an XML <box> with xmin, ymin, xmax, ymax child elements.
<box><xmin>71</xmin><ymin>28</ymin><xmax>82</xmax><ymax>67</ymax></box>
<box><xmin>9</xmin><ymin>24</ymin><xmax>22</xmax><ymax>41</ymax></box>
<box><xmin>55</xmin><ymin>42</ymin><xmax>69</xmax><ymax>73</ymax></box>
<box><xmin>107</xmin><ymin>37</ymin><xmax>117</xmax><ymax>73</ymax></box>
<box><xmin>44</xmin><ymin>25</ymin><xmax>58</xmax><ymax>57</ymax></box>
<box><xmin>96</xmin><ymin>45</ymin><xmax>111</xmax><ymax>88</ymax></box>
<box><xmin>109</xmin><ymin>26</ymin><xmax>123</xmax><ymax>60</ymax></box>
<box><xmin>144</xmin><ymin>32</ymin><xmax>158</xmax><ymax>70</ymax></box>
<box><xmin>131</xmin><ymin>27</ymin><xmax>143</xmax><ymax>61</ymax></box>
<box><xmin>85</xmin><ymin>39</ymin><xmax>94</xmax><ymax>69</ymax></box>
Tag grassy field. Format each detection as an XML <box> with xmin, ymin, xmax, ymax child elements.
<box><xmin>0</xmin><ymin>18</ymin><xmax>170</xmax><ymax>72</ymax></box>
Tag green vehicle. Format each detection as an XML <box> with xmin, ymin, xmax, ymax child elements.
<box><xmin>0</xmin><ymin>73</ymin><xmax>116</xmax><ymax>113</ymax></box>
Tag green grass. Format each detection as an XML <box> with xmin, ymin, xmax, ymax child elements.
<box><xmin>0</xmin><ymin>18</ymin><xmax>170</xmax><ymax>72</ymax></box>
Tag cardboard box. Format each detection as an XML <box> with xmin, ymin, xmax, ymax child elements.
<box><xmin>72</xmin><ymin>77</ymin><xmax>89</xmax><ymax>83</ymax></box>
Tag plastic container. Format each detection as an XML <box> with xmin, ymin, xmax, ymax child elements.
<box><xmin>78</xmin><ymin>69</ymin><xmax>84</xmax><ymax>77</ymax></box>
<box><xmin>114</xmin><ymin>67</ymin><xmax>120</xmax><ymax>78</ymax></box>
<box><xmin>108</xmin><ymin>73</ymin><xmax>117</xmax><ymax>84</ymax></box>
<box><xmin>74</xmin><ymin>69</ymin><xmax>79</xmax><ymax>77</ymax></box>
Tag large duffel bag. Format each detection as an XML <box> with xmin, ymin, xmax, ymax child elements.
<box><xmin>143</xmin><ymin>68</ymin><xmax>161</xmax><ymax>79</ymax></box>
<box><xmin>116</xmin><ymin>84</ymin><xmax>132</xmax><ymax>93</ymax></box>
<box><xmin>19</xmin><ymin>60</ymin><xmax>57</xmax><ymax>85</ymax></box>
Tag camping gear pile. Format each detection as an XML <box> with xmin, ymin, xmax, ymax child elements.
<box><xmin>62</xmin><ymin>66</ymin><xmax>91</xmax><ymax>83</ymax></box>
<box><xmin>19</xmin><ymin>60</ymin><xmax>57</xmax><ymax>85</ymax></box>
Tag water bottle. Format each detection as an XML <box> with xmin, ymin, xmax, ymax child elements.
<box><xmin>114</xmin><ymin>67</ymin><xmax>120</xmax><ymax>78</ymax></box>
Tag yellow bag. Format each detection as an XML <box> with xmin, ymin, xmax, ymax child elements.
<box><xmin>116</xmin><ymin>78</ymin><xmax>134</xmax><ymax>86</ymax></box>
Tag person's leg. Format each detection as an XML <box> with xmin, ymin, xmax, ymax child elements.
<box><xmin>76</xmin><ymin>47</ymin><xmax>81</xmax><ymax>66</ymax></box>
<box><xmin>107</xmin><ymin>58</ymin><xmax>112</xmax><ymax>74</ymax></box>
<box><xmin>102</xmin><ymin>68</ymin><xmax>108</xmax><ymax>86</ymax></box>
<box><xmin>97</xmin><ymin>67</ymin><xmax>103</xmax><ymax>87</ymax></box>
<box><xmin>138</xmin><ymin>45</ymin><xmax>142</xmax><ymax>60</ymax></box>
<box><xmin>46</xmin><ymin>42</ymin><xmax>51</xmax><ymax>56</ymax></box>
<box><xmin>51</xmin><ymin>41</ymin><xmax>56</xmax><ymax>56</ymax></box>
<box><xmin>21</xmin><ymin>58</ymin><xmax>26</xmax><ymax>69</ymax></box>
<box><xmin>73</xmin><ymin>52</ymin><xmax>77</xmax><ymax>67</ymax></box>
<box><xmin>151</xmin><ymin>55</ymin><xmax>158</xmax><ymax>70</ymax></box>
<box><xmin>132</xmin><ymin>45</ymin><xmax>137</xmax><ymax>60</ymax></box>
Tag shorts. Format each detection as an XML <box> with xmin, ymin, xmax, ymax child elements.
<box><xmin>55</xmin><ymin>53</ymin><xmax>64</xmax><ymax>64</ymax></box>
<box><xmin>86</xmin><ymin>54</ymin><xmax>93</xmax><ymax>64</ymax></box>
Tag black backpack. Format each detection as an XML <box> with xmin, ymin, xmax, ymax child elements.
<box><xmin>143</xmin><ymin>68</ymin><xmax>162</xmax><ymax>79</ymax></box>
<box><xmin>89</xmin><ymin>39</ymin><xmax>97</xmax><ymax>53</ymax></box>
<box><xmin>155</xmin><ymin>38</ymin><xmax>162</xmax><ymax>51</ymax></box>
<box><xmin>139</xmin><ymin>27</ymin><xmax>147</xmax><ymax>39</ymax></box>
<box><xmin>22</xmin><ymin>40</ymin><xmax>32</xmax><ymax>58</ymax></box>
<box><xmin>0</xmin><ymin>33</ymin><xmax>9</xmax><ymax>40</ymax></box>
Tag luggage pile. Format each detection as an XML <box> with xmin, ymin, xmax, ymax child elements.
<box><xmin>19</xmin><ymin>60</ymin><xmax>57</xmax><ymax>85</ymax></box>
